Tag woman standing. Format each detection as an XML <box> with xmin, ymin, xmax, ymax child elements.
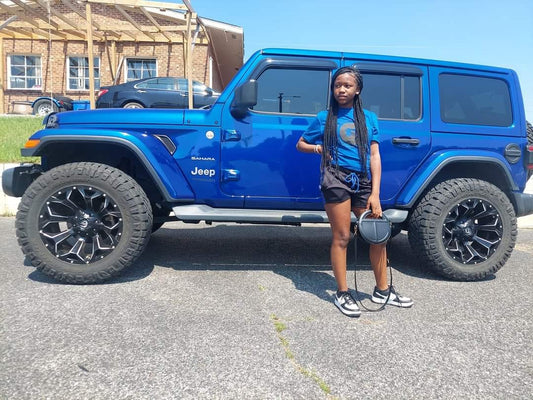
<box><xmin>296</xmin><ymin>66</ymin><xmax>413</xmax><ymax>317</ymax></box>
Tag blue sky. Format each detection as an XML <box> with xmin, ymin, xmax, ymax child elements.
<box><xmin>191</xmin><ymin>0</ymin><xmax>533</xmax><ymax>120</ymax></box>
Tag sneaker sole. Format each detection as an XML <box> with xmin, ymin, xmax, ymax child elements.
<box><xmin>334</xmin><ymin>299</ymin><xmax>361</xmax><ymax>317</ymax></box>
<box><xmin>371</xmin><ymin>296</ymin><xmax>413</xmax><ymax>308</ymax></box>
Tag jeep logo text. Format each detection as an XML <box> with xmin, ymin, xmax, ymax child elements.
<box><xmin>191</xmin><ymin>167</ymin><xmax>215</xmax><ymax>177</ymax></box>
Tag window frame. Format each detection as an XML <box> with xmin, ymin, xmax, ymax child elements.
<box><xmin>7</xmin><ymin>54</ymin><xmax>42</xmax><ymax>90</ymax></box>
<box><xmin>125</xmin><ymin>58</ymin><xmax>157</xmax><ymax>82</ymax></box>
<box><xmin>353</xmin><ymin>62</ymin><xmax>423</xmax><ymax>122</ymax></box>
<box><xmin>429</xmin><ymin>66</ymin><xmax>518</xmax><ymax>136</ymax></box>
<box><xmin>66</xmin><ymin>56</ymin><xmax>101</xmax><ymax>91</ymax></box>
<box><xmin>438</xmin><ymin>72</ymin><xmax>513</xmax><ymax>127</ymax></box>
<box><xmin>246</xmin><ymin>57</ymin><xmax>337</xmax><ymax>116</ymax></box>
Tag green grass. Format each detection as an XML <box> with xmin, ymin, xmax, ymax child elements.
<box><xmin>0</xmin><ymin>116</ymin><xmax>43</xmax><ymax>163</ymax></box>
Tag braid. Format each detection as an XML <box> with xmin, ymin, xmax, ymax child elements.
<box><xmin>352</xmin><ymin>70</ymin><xmax>369</xmax><ymax>175</ymax></box>
<box><xmin>322</xmin><ymin>67</ymin><xmax>369</xmax><ymax>175</ymax></box>
<box><xmin>322</xmin><ymin>102</ymin><xmax>338</xmax><ymax>171</ymax></box>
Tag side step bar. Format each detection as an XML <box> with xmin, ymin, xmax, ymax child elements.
<box><xmin>172</xmin><ymin>204</ymin><xmax>408</xmax><ymax>224</ymax></box>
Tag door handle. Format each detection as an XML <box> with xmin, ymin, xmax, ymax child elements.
<box><xmin>221</xmin><ymin>169</ymin><xmax>240</xmax><ymax>182</ymax></box>
<box><xmin>392</xmin><ymin>137</ymin><xmax>420</xmax><ymax>145</ymax></box>
<box><xmin>222</xmin><ymin>130</ymin><xmax>241</xmax><ymax>142</ymax></box>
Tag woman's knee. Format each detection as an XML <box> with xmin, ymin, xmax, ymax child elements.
<box><xmin>332</xmin><ymin>230</ymin><xmax>352</xmax><ymax>248</ymax></box>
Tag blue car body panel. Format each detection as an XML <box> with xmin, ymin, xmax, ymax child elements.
<box><xmin>18</xmin><ymin>47</ymin><xmax>532</xmax><ymax>217</ymax></box>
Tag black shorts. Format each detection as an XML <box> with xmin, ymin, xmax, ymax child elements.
<box><xmin>320</xmin><ymin>165</ymin><xmax>372</xmax><ymax>207</ymax></box>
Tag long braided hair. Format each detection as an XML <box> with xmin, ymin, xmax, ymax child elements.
<box><xmin>322</xmin><ymin>66</ymin><xmax>369</xmax><ymax>176</ymax></box>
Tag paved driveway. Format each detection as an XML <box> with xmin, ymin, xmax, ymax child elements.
<box><xmin>1</xmin><ymin>217</ymin><xmax>532</xmax><ymax>399</ymax></box>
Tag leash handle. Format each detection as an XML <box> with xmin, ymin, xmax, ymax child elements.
<box><xmin>352</xmin><ymin>230</ymin><xmax>393</xmax><ymax>312</ymax></box>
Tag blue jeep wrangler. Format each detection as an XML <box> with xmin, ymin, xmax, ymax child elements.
<box><xmin>3</xmin><ymin>48</ymin><xmax>533</xmax><ymax>283</ymax></box>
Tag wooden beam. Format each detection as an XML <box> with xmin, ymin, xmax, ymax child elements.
<box><xmin>0</xmin><ymin>15</ymin><xmax>18</xmax><ymax>30</ymax></box>
<box><xmin>88</xmin><ymin>0</ymin><xmax>187</xmax><ymax>11</ymax></box>
<box><xmin>1</xmin><ymin>27</ymin><xmax>35</xmax><ymax>39</ymax></box>
<box><xmin>86</xmin><ymin>2</ymin><xmax>96</xmax><ymax>109</ymax></box>
<box><xmin>185</xmin><ymin>11</ymin><xmax>194</xmax><ymax>109</ymax></box>
<box><xmin>114</xmin><ymin>4</ymin><xmax>156</xmax><ymax>41</ymax></box>
<box><xmin>60</xmin><ymin>0</ymin><xmax>126</xmax><ymax>40</ymax></box>
<box><xmin>140</xmin><ymin>7</ymin><xmax>172</xmax><ymax>42</ymax></box>
<box><xmin>0</xmin><ymin>38</ymin><xmax>4</xmax><ymax>113</ymax></box>
<box><xmin>34</xmin><ymin>0</ymin><xmax>99</xmax><ymax>39</ymax></box>
<box><xmin>10</xmin><ymin>0</ymin><xmax>60</xmax><ymax>30</ymax></box>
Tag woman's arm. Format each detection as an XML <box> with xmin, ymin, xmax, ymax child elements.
<box><xmin>296</xmin><ymin>136</ymin><xmax>322</xmax><ymax>154</ymax></box>
<box><xmin>367</xmin><ymin>141</ymin><xmax>382</xmax><ymax>217</ymax></box>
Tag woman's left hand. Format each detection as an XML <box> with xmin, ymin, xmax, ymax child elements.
<box><xmin>367</xmin><ymin>193</ymin><xmax>382</xmax><ymax>218</ymax></box>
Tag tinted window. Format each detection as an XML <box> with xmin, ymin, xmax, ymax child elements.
<box><xmin>136</xmin><ymin>78</ymin><xmax>176</xmax><ymax>90</ymax></box>
<box><xmin>439</xmin><ymin>74</ymin><xmax>512</xmax><ymax>126</ymax></box>
<box><xmin>253</xmin><ymin>68</ymin><xmax>329</xmax><ymax>115</ymax></box>
<box><xmin>177</xmin><ymin>80</ymin><xmax>209</xmax><ymax>94</ymax></box>
<box><xmin>361</xmin><ymin>74</ymin><xmax>421</xmax><ymax>120</ymax></box>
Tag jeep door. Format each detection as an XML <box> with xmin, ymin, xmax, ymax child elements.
<box><xmin>342</xmin><ymin>60</ymin><xmax>431</xmax><ymax>205</ymax></box>
<box><xmin>219</xmin><ymin>57</ymin><xmax>339</xmax><ymax>210</ymax></box>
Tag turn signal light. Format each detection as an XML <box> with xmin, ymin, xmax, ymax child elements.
<box><xmin>24</xmin><ymin>139</ymin><xmax>40</xmax><ymax>148</ymax></box>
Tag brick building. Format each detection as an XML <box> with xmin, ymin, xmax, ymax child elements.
<box><xmin>0</xmin><ymin>0</ymin><xmax>243</xmax><ymax>113</ymax></box>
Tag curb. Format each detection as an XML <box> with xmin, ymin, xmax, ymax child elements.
<box><xmin>2</xmin><ymin>163</ymin><xmax>533</xmax><ymax>227</ymax></box>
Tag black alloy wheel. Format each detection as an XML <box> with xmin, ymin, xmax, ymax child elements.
<box><xmin>442</xmin><ymin>198</ymin><xmax>503</xmax><ymax>264</ymax></box>
<box><xmin>408</xmin><ymin>178</ymin><xmax>516</xmax><ymax>281</ymax></box>
<box><xmin>17</xmin><ymin>162</ymin><xmax>152</xmax><ymax>284</ymax></box>
<box><xmin>38</xmin><ymin>185</ymin><xmax>123</xmax><ymax>264</ymax></box>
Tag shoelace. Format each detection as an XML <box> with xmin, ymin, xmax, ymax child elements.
<box><xmin>344</xmin><ymin>172</ymin><xmax>360</xmax><ymax>191</ymax></box>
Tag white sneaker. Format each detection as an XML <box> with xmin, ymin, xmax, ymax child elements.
<box><xmin>334</xmin><ymin>291</ymin><xmax>361</xmax><ymax>317</ymax></box>
<box><xmin>371</xmin><ymin>286</ymin><xmax>413</xmax><ymax>308</ymax></box>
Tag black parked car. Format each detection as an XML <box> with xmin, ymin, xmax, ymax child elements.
<box><xmin>96</xmin><ymin>77</ymin><xmax>220</xmax><ymax>109</ymax></box>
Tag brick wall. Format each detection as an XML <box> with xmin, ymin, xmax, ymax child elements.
<box><xmin>0</xmin><ymin>4</ymin><xmax>215</xmax><ymax>113</ymax></box>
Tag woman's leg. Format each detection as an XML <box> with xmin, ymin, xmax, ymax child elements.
<box><xmin>352</xmin><ymin>207</ymin><xmax>388</xmax><ymax>291</ymax></box>
<box><xmin>325</xmin><ymin>200</ymin><xmax>353</xmax><ymax>292</ymax></box>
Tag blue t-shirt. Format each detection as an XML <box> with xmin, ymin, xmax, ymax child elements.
<box><xmin>302</xmin><ymin>108</ymin><xmax>380</xmax><ymax>173</ymax></box>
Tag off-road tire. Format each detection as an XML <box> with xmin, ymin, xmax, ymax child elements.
<box><xmin>16</xmin><ymin>162</ymin><xmax>153</xmax><ymax>284</ymax></box>
<box><xmin>527</xmin><ymin>120</ymin><xmax>533</xmax><ymax>144</ymax></box>
<box><xmin>408</xmin><ymin>178</ymin><xmax>516</xmax><ymax>281</ymax></box>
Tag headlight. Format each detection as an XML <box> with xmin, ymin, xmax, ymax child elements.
<box><xmin>44</xmin><ymin>113</ymin><xmax>59</xmax><ymax>128</ymax></box>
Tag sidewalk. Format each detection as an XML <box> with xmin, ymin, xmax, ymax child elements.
<box><xmin>2</xmin><ymin>162</ymin><xmax>533</xmax><ymax>226</ymax></box>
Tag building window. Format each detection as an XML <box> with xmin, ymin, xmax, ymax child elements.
<box><xmin>8</xmin><ymin>55</ymin><xmax>42</xmax><ymax>90</ymax></box>
<box><xmin>67</xmin><ymin>57</ymin><xmax>100</xmax><ymax>90</ymax></box>
<box><xmin>126</xmin><ymin>58</ymin><xmax>156</xmax><ymax>81</ymax></box>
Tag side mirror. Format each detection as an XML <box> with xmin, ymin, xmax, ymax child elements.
<box><xmin>231</xmin><ymin>80</ymin><xmax>257</xmax><ymax>119</ymax></box>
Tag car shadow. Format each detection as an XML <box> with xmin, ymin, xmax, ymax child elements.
<box><xmin>27</xmin><ymin>223</ymin><xmax>476</xmax><ymax>286</ymax></box>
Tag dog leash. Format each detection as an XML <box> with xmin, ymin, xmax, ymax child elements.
<box><xmin>351</xmin><ymin>215</ymin><xmax>393</xmax><ymax>312</ymax></box>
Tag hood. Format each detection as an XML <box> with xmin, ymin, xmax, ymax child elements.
<box><xmin>50</xmin><ymin>108</ymin><xmax>185</xmax><ymax>127</ymax></box>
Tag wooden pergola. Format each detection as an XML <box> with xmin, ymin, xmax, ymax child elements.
<box><xmin>0</xmin><ymin>0</ymin><xmax>243</xmax><ymax>110</ymax></box>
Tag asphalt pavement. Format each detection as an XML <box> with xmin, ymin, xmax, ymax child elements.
<box><xmin>1</xmin><ymin>217</ymin><xmax>532</xmax><ymax>400</ymax></box>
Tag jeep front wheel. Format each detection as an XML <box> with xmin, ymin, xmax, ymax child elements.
<box><xmin>16</xmin><ymin>162</ymin><xmax>153</xmax><ymax>284</ymax></box>
<box><xmin>408</xmin><ymin>178</ymin><xmax>517</xmax><ymax>281</ymax></box>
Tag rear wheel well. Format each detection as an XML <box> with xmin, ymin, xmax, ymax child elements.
<box><xmin>38</xmin><ymin>141</ymin><xmax>166</xmax><ymax>207</ymax></box>
<box><xmin>404</xmin><ymin>160</ymin><xmax>514</xmax><ymax>226</ymax></box>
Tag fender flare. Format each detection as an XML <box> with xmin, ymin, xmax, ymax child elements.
<box><xmin>21</xmin><ymin>134</ymin><xmax>195</xmax><ymax>202</ymax></box>
<box><xmin>31</xmin><ymin>97</ymin><xmax>62</xmax><ymax>108</ymax></box>
<box><xmin>397</xmin><ymin>154</ymin><xmax>517</xmax><ymax>208</ymax></box>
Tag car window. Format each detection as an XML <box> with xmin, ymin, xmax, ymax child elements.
<box><xmin>136</xmin><ymin>78</ymin><xmax>176</xmax><ymax>91</ymax></box>
<box><xmin>177</xmin><ymin>79</ymin><xmax>210</xmax><ymax>94</ymax></box>
<box><xmin>252</xmin><ymin>68</ymin><xmax>329</xmax><ymax>115</ymax></box>
<box><xmin>361</xmin><ymin>73</ymin><xmax>421</xmax><ymax>120</ymax></box>
<box><xmin>439</xmin><ymin>73</ymin><xmax>512</xmax><ymax>126</ymax></box>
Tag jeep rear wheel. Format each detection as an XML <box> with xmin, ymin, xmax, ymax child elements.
<box><xmin>16</xmin><ymin>162</ymin><xmax>152</xmax><ymax>284</ymax></box>
<box><xmin>408</xmin><ymin>178</ymin><xmax>517</xmax><ymax>281</ymax></box>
